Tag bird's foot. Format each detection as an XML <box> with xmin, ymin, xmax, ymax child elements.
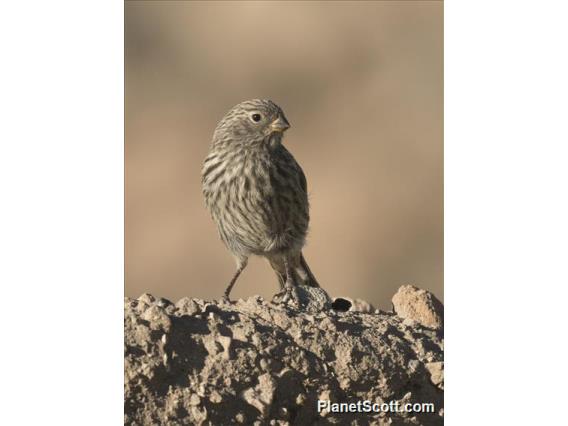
<box><xmin>219</xmin><ymin>294</ymin><xmax>233</xmax><ymax>304</ymax></box>
<box><xmin>272</xmin><ymin>282</ymin><xmax>300</xmax><ymax>306</ymax></box>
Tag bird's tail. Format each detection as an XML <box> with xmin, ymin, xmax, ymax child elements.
<box><xmin>269</xmin><ymin>252</ymin><xmax>320</xmax><ymax>288</ymax></box>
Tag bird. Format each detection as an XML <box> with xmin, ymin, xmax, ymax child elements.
<box><xmin>201</xmin><ymin>99</ymin><xmax>320</xmax><ymax>302</ymax></box>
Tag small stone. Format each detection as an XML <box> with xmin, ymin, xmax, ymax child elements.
<box><xmin>241</xmin><ymin>373</ymin><xmax>276</xmax><ymax>417</ymax></box>
<box><xmin>392</xmin><ymin>285</ymin><xmax>443</xmax><ymax>329</ymax></box>
<box><xmin>251</xmin><ymin>333</ymin><xmax>262</xmax><ymax>346</ymax></box>
<box><xmin>155</xmin><ymin>297</ymin><xmax>173</xmax><ymax>308</ymax></box>
<box><xmin>408</xmin><ymin>359</ymin><xmax>420</xmax><ymax>373</ymax></box>
<box><xmin>189</xmin><ymin>406</ymin><xmax>207</xmax><ymax>423</ymax></box>
<box><xmin>235</xmin><ymin>413</ymin><xmax>245</xmax><ymax>423</ymax></box>
<box><xmin>232</xmin><ymin>327</ymin><xmax>250</xmax><ymax>342</ymax></box>
<box><xmin>175</xmin><ymin>297</ymin><xmax>201</xmax><ymax>315</ymax></box>
<box><xmin>425</xmin><ymin>361</ymin><xmax>444</xmax><ymax>388</ymax></box>
<box><xmin>203</xmin><ymin>336</ymin><xmax>223</xmax><ymax>356</ymax></box>
<box><xmin>217</xmin><ymin>335</ymin><xmax>232</xmax><ymax>359</ymax></box>
<box><xmin>354</xmin><ymin>299</ymin><xmax>375</xmax><ymax>312</ymax></box>
<box><xmin>138</xmin><ymin>293</ymin><xmax>156</xmax><ymax>305</ymax></box>
<box><xmin>142</xmin><ymin>305</ymin><xmax>172</xmax><ymax>332</ymax></box>
<box><xmin>339</xmin><ymin>377</ymin><xmax>351</xmax><ymax>390</ymax></box>
<box><xmin>189</xmin><ymin>394</ymin><xmax>201</xmax><ymax>406</ymax></box>
<box><xmin>166</xmin><ymin>395</ymin><xmax>181</xmax><ymax>418</ymax></box>
<box><xmin>319</xmin><ymin>317</ymin><xmax>336</xmax><ymax>331</ymax></box>
<box><xmin>403</xmin><ymin>318</ymin><xmax>417</xmax><ymax>327</ymax></box>
<box><xmin>294</xmin><ymin>285</ymin><xmax>332</xmax><ymax>312</ymax></box>
<box><xmin>197</xmin><ymin>384</ymin><xmax>206</xmax><ymax>397</ymax></box>
<box><xmin>209</xmin><ymin>390</ymin><xmax>223</xmax><ymax>403</ymax></box>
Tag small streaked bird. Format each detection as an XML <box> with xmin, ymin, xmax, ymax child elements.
<box><xmin>202</xmin><ymin>99</ymin><xmax>320</xmax><ymax>302</ymax></box>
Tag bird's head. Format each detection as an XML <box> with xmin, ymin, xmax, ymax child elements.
<box><xmin>213</xmin><ymin>99</ymin><xmax>291</xmax><ymax>147</ymax></box>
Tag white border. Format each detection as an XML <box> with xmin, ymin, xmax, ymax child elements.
<box><xmin>1</xmin><ymin>1</ymin><xmax>567</xmax><ymax>423</ymax></box>
<box><xmin>446</xmin><ymin>1</ymin><xmax>568</xmax><ymax>424</ymax></box>
<box><xmin>0</xmin><ymin>1</ymin><xmax>123</xmax><ymax>424</ymax></box>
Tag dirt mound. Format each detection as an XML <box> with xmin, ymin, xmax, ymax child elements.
<box><xmin>124</xmin><ymin>287</ymin><xmax>443</xmax><ymax>425</ymax></box>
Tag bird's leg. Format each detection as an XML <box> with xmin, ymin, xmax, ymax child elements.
<box><xmin>222</xmin><ymin>257</ymin><xmax>248</xmax><ymax>302</ymax></box>
<box><xmin>276</xmin><ymin>270</ymin><xmax>286</xmax><ymax>292</ymax></box>
<box><xmin>274</xmin><ymin>257</ymin><xmax>299</xmax><ymax>305</ymax></box>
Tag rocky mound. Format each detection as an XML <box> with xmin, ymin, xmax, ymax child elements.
<box><xmin>124</xmin><ymin>285</ymin><xmax>444</xmax><ymax>425</ymax></box>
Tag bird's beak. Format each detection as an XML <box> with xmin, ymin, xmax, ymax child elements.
<box><xmin>270</xmin><ymin>116</ymin><xmax>290</xmax><ymax>132</ymax></box>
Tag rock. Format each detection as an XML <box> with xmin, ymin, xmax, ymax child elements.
<box><xmin>392</xmin><ymin>284</ymin><xmax>444</xmax><ymax>329</ymax></box>
<box><xmin>209</xmin><ymin>390</ymin><xmax>223</xmax><ymax>403</ymax></box>
<box><xmin>189</xmin><ymin>394</ymin><xmax>201</xmax><ymax>406</ymax></box>
<box><xmin>274</xmin><ymin>284</ymin><xmax>332</xmax><ymax>312</ymax></box>
<box><xmin>154</xmin><ymin>297</ymin><xmax>173</xmax><ymax>308</ymax></box>
<box><xmin>137</xmin><ymin>293</ymin><xmax>155</xmax><ymax>305</ymax></box>
<box><xmin>425</xmin><ymin>361</ymin><xmax>444</xmax><ymax>389</ymax></box>
<box><xmin>124</xmin><ymin>286</ymin><xmax>444</xmax><ymax>425</ymax></box>
<box><xmin>141</xmin><ymin>305</ymin><xmax>172</xmax><ymax>332</ymax></box>
<box><xmin>217</xmin><ymin>335</ymin><xmax>232</xmax><ymax>360</ymax></box>
<box><xmin>241</xmin><ymin>373</ymin><xmax>276</xmax><ymax>417</ymax></box>
<box><xmin>175</xmin><ymin>297</ymin><xmax>200</xmax><ymax>315</ymax></box>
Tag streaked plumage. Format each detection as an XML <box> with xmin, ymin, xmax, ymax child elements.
<box><xmin>202</xmin><ymin>99</ymin><xmax>319</xmax><ymax>300</ymax></box>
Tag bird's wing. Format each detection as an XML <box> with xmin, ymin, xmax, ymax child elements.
<box><xmin>297</xmin><ymin>161</ymin><xmax>307</xmax><ymax>194</ymax></box>
<box><xmin>279</xmin><ymin>145</ymin><xmax>308</xmax><ymax>194</ymax></box>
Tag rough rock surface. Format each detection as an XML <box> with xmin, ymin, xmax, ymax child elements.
<box><xmin>391</xmin><ymin>285</ymin><xmax>444</xmax><ymax>329</ymax></box>
<box><xmin>125</xmin><ymin>287</ymin><xmax>444</xmax><ymax>425</ymax></box>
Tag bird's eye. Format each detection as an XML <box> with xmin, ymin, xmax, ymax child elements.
<box><xmin>251</xmin><ymin>113</ymin><xmax>262</xmax><ymax>122</ymax></box>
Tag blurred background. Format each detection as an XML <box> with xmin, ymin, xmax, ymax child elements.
<box><xmin>125</xmin><ymin>1</ymin><xmax>443</xmax><ymax>310</ymax></box>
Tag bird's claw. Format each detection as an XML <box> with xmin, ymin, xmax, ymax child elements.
<box><xmin>272</xmin><ymin>283</ymin><xmax>299</xmax><ymax>305</ymax></box>
<box><xmin>219</xmin><ymin>294</ymin><xmax>232</xmax><ymax>304</ymax></box>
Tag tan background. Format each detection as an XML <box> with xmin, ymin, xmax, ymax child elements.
<box><xmin>125</xmin><ymin>1</ymin><xmax>443</xmax><ymax>310</ymax></box>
